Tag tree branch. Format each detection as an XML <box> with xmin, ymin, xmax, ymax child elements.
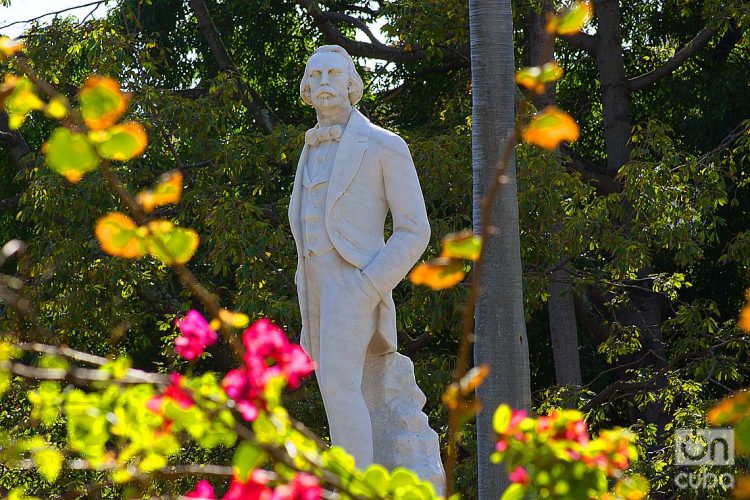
<box><xmin>0</xmin><ymin>0</ymin><xmax>108</xmax><ymax>31</ymax></box>
<box><xmin>296</xmin><ymin>0</ymin><xmax>469</xmax><ymax>64</ymax></box>
<box><xmin>559</xmin><ymin>31</ymin><xmax>597</xmax><ymax>54</ymax></box>
<box><xmin>559</xmin><ymin>144</ymin><xmax>622</xmax><ymax>194</ymax></box>
<box><xmin>187</xmin><ymin>0</ymin><xmax>280</xmax><ymax>133</ymax></box>
<box><xmin>628</xmin><ymin>26</ymin><xmax>717</xmax><ymax>92</ymax></box>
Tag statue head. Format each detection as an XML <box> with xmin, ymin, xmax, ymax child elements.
<box><xmin>299</xmin><ymin>45</ymin><xmax>364</xmax><ymax>109</ymax></box>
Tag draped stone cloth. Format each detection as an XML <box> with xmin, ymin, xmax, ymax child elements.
<box><xmin>288</xmin><ymin>108</ymin><xmax>445</xmax><ymax>491</ymax></box>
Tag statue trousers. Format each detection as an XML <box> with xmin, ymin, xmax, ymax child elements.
<box><xmin>302</xmin><ymin>247</ymin><xmax>380</xmax><ymax>466</ymax></box>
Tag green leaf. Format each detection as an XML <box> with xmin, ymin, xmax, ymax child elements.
<box><xmin>362</xmin><ymin>464</ymin><xmax>390</xmax><ymax>496</ymax></box>
<box><xmin>233</xmin><ymin>442</ymin><xmax>267</xmax><ymax>482</ymax></box>
<box><xmin>500</xmin><ymin>483</ymin><xmax>526</xmax><ymax>500</ymax></box>
<box><xmin>91</xmin><ymin>122</ymin><xmax>147</xmax><ymax>161</ymax></box>
<box><xmin>1</xmin><ymin>75</ymin><xmax>44</xmax><ymax>129</ymax></box>
<box><xmin>442</xmin><ymin>231</ymin><xmax>482</xmax><ymax>261</ymax></box>
<box><xmin>145</xmin><ymin>221</ymin><xmax>199</xmax><ymax>264</ymax></box>
<box><xmin>43</xmin><ymin>127</ymin><xmax>100</xmax><ymax>183</ymax></box>
<box><xmin>79</xmin><ymin>76</ymin><xmax>128</xmax><ymax>130</ymax></box>
<box><xmin>33</xmin><ymin>446</ymin><xmax>63</xmax><ymax>483</ymax></box>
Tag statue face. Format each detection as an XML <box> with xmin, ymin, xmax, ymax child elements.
<box><xmin>305</xmin><ymin>51</ymin><xmax>351</xmax><ymax>112</ymax></box>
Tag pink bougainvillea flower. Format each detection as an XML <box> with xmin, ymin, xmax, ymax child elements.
<box><xmin>222</xmin><ymin>318</ymin><xmax>314</xmax><ymax>421</ymax></box>
<box><xmin>271</xmin><ymin>472</ymin><xmax>323</xmax><ymax>500</ymax></box>
<box><xmin>495</xmin><ymin>439</ymin><xmax>508</xmax><ymax>452</ymax></box>
<box><xmin>175</xmin><ymin>309</ymin><xmax>218</xmax><ymax>360</ymax></box>
<box><xmin>185</xmin><ymin>479</ymin><xmax>217</xmax><ymax>499</ymax></box>
<box><xmin>147</xmin><ymin>373</ymin><xmax>194</xmax><ymax>413</ymax></box>
<box><xmin>224</xmin><ymin>470</ymin><xmax>273</xmax><ymax>500</ymax></box>
<box><xmin>508</xmin><ymin>466</ymin><xmax>529</xmax><ymax>485</ymax></box>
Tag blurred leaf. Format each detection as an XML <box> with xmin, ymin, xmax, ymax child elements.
<box><xmin>232</xmin><ymin>442</ymin><xmax>266</xmax><ymax>482</ymax></box>
<box><xmin>95</xmin><ymin>212</ymin><xmax>144</xmax><ymax>259</ymax></box>
<box><xmin>91</xmin><ymin>122</ymin><xmax>148</xmax><ymax>161</ymax></box>
<box><xmin>79</xmin><ymin>76</ymin><xmax>128</xmax><ymax>130</ymax></box>
<box><xmin>43</xmin><ymin>127</ymin><xmax>100</xmax><ymax>183</ymax></box>
<box><xmin>136</xmin><ymin>170</ymin><xmax>183</xmax><ymax>213</ymax></box>
<box><xmin>146</xmin><ymin>220</ymin><xmax>199</xmax><ymax>264</ymax></box>
<box><xmin>459</xmin><ymin>365</ymin><xmax>490</xmax><ymax>393</ymax></box>
<box><xmin>44</xmin><ymin>97</ymin><xmax>68</xmax><ymax>120</ymax></box>
<box><xmin>32</xmin><ymin>446</ymin><xmax>63</xmax><ymax>483</ymax></box>
<box><xmin>442</xmin><ymin>230</ymin><xmax>482</xmax><ymax>261</ymax></box>
<box><xmin>522</xmin><ymin>106</ymin><xmax>580</xmax><ymax>150</ymax></box>
<box><xmin>546</xmin><ymin>1</ymin><xmax>593</xmax><ymax>35</ymax></box>
<box><xmin>409</xmin><ymin>257</ymin><xmax>465</xmax><ymax>290</ymax></box>
<box><xmin>515</xmin><ymin>62</ymin><xmax>564</xmax><ymax>94</ymax></box>
<box><xmin>0</xmin><ymin>36</ymin><xmax>23</xmax><ymax>59</ymax></box>
<box><xmin>1</xmin><ymin>75</ymin><xmax>44</xmax><ymax>129</ymax></box>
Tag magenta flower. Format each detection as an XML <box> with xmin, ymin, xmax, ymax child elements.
<box><xmin>508</xmin><ymin>466</ymin><xmax>529</xmax><ymax>485</ymax></box>
<box><xmin>185</xmin><ymin>480</ymin><xmax>216</xmax><ymax>499</ymax></box>
<box><xmin>175</xmin><ymin>309</ymin><xmax>218</xmax><ymax>360</ymax></box>
<box><xmin>271</xmin><ymin>473</ymin><xmax>323</xmax><ymax>500</ymax></box>
<box><xmin>222</xmin><ymin>319</ymin><xmax>314</xmax><ymax>422</ymax></box>
<box><xmin>224</xmin><ymin>470</ymin><xmax>273</xmax><ymax>500</ymax></box>
<box><xmin>147</xmin><ymin>373</ymin><xmax>194</xmax><ymax>413</ymax></box>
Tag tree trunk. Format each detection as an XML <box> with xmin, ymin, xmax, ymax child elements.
<box><xmin>593</xmin><ymin>0</ymin><xmax>632</xmax><ymax>173</ymax></box>
<box><xmin>528</xmin><ymin>2</ymin><xmax>582</xmax><ymax>387</ymax></box>
<box><xmin>469</xmin><ymin>0</ymin><xmax>531</xmax><ymax>498</ymax></box>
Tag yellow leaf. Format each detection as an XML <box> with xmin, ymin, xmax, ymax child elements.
<box><xmin>409</xmin><ymin>257</ymin><xmax>465</xmax><ymax>290</ymax></box>
<box><xmin>95</xmin><ymin>213</ymin><xmax>144</xmax><ymax>259</ymax></box>
<box><xmin>546</xmin><ymin>1</ymin><xmax>593</xmax><ymax>35</ymax></box>
<box><xmin>441</xmin><ymin>230</ymin><xmax>482</xmax><ymax>261</ymax></box>
<box><xmin>219</xmin><ymin>309</ymin><xmax>250</xmax><ymax>328</ymax></box>
<box><xmin>91</xmin><ymin>122</ymin><xmax>148</xmax><ymax>161</ymax></box>
<box><xmin>522</xmin><ymin>106</ymin><xmax>580</xmax><ymax>150</ymax></box>
<box><xmin>44</xmin><ymin>97</ymin><xmax>68</xmax><ymax>120</ymax></box>
<box><xmin>43</xmin><ymin>128</ymin><xmax>100</xmax><ymax>183</ymax></box>
<box><xmin>0</xmin><ymin>37</ymin><xmax>23</xmax><ymax>59</ymax></box>
<box><xmin>136</xmin><ymin>170</ymin><xmax>183</xmax><ymax>213</ymax></box>
<box><xmin>79</xmin><ymin>76</ymin><xmax>129</xmax><ymax>130</ymax></box>
<box><xmin>0</xmin><ymin>75</ymin><xmax>44</xmax><ymax>129</ymax></box>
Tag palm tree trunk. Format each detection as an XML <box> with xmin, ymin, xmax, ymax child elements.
<box><xmin>469</xmin><ymin>0</ymin><xmax>531</xmax><ymax>497</ymax></box>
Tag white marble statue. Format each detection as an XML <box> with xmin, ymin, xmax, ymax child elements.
<box><xmin>288</xmin><ymin>45</ymin><xmax>446</xmax><ymax>492</ymax></box>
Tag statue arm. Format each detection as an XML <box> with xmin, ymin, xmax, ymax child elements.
<box><xmin>362</xmin><ymin>134</ymin><xmax>431</xmax><ymax>298</ymax></box>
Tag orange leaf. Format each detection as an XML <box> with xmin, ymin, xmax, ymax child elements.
<box><xmin>459</xmin><ymin>365</ymin><xmax>490</xmax><ymax>394</ymax></box>
<box><xmin>515</xmin><ymin>62</ymin><xmax>564</xmax><ymax>94</ymax></box>
<box><xmin>739</xmin><ymin>289</ymin><xmax>750</xmax><ymax>333</ymax></box>
<box><xmin>95</xmin><ymin>213</ymin><xmax>144</xmax><ymax>259</ymax></box>
<box><xmin>136</xmin><ymin>170</ymin><xmax>183</xmax><ymax>213</ymax></box>
<box><xmin>79</xmin><ymin>76</ymin><xmax>129</xmax><ymax>130</ymax></box>
<box><xmin>409</xmin><ymin>257</ymin><xmax>465</xmax><ymax>290</ymax></box>
<box><xmin>522</xmin><ymin>106</ymin><xmax>580</xmax><ymax>150</ymax></box>
<box><xmin>734</xmin><ymin>475</ymin><xmax>750</xmax><ymax>499</ymax></box>
<box><xmin>707</xmin><ymin>389</ymin><xmax>750</xmax><ymax>426</ymax></box>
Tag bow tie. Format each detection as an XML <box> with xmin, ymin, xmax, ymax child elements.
<box><xmin>305</xmin><ymin>125</ymin><xmax>343</xmax><ymax>146</ymax></box>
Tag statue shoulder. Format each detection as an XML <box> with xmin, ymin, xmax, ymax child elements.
<box><xmin>367</xmin><ymin>122</ymin><xmax>411</xmax><ymax>156</ymax></box>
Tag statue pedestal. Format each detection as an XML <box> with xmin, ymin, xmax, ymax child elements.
<box><xmin>363</xmin><ymin>352</ymin><xmax>446</xmax><ymax>494</ymax></box>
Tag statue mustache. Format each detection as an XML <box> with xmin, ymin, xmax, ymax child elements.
<box><xmin>315</xmin><ymin>87</ymin><xmax>337</xmax><ymax>98</ymax></box>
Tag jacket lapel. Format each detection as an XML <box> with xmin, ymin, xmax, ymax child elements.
<box><xmin>326</xmin><ymin>108</ymin><xmax>370</xmax><ymax>218</ymax></box>
<box><xmin>288</xmin><ymin>144</ymin><xmax>309</xmax><ymax>254</ymax></box>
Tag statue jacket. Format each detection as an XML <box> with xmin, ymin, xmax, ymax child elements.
<box><xmin>288</xmin><ymin>108</ymin><xmax>431</xmax><ymax>355</ymax></box>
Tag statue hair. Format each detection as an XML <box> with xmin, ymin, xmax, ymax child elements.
<box><xmin>299</xmin><ymin>45</ymin><xmax>364</xmax><ymax>106</ymax></box>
